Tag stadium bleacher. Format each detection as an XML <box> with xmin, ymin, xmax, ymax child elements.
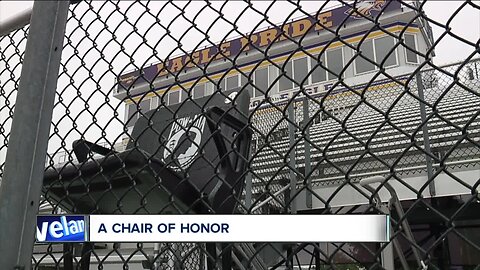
<box><xmin>248</xmin><ymin>73</ymin><xmax>480</xmax><ymax>211</ymax></box>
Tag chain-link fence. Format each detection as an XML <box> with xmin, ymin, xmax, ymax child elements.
<box><xmin>1</xmin><ymin>0</ymin><xmax>480</xmax><ymax>269</ymax></box>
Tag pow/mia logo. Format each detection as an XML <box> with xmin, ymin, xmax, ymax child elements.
<box><xmin>163</xmin><ymin>115</ymin><xmax>206</xmax><ymax>171</ymax></box>
<box><xmin>225</xmin><ymin>91</ymin><xmax>238</xmax><ymax>104</ymax></box>
<box><xmin>345</xmin><ymin>0</ymin><xmax>386</xmax><ymax>19</ymax></box>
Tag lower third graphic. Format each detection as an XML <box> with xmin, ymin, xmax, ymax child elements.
<box><xmin>36</xmin><ymin>215</ymin><xmax>87</xmax><ymax>242</ymax></box>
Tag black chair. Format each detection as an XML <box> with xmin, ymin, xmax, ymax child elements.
<box><xmin>42</xmin><ymin>88</ymin><xmax>251</xmax><ymax>269</ymax></box>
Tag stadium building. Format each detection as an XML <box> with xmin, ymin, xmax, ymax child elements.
<box><xmin>116</xmin><ymin>1</ymin><xmax>431</xmax><ymax>127</ymax></box>
<box><xmin>114</xmin><ymin>1</ymin><xmax>440</xmax><ymax>205</ymax></box>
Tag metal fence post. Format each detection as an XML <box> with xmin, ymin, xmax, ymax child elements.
<box><xmin>0</xmin><ymin>1</ymin><xmax>70</xmax><ymax>269</ymax></box>
<box><xmin>287</xmin><ymin>103</ymin><xmax>297</xmax><ymax>214</ymax></box>
<box><xmin>474</xmin><ymin>61</ymin><xmax>478</xmax><ymax>79</ymax></box>
<box><xmin>303</xmin><ymin>96</ymin><xmax>312</xmax><ymax>209</ymax></box>
<box><xmin>244</xmin><ymin>173</ymin><xmax>252</xmax><ymax>211</ymax></box>
<box><xmin>415</xmin><ymin>72</ymin><xmax>436</xmax><ymax>196</ymax></box>
<box><xmin>286</xmin><ymin>102</ymin><xmax>297</xmax><ymax>270</ymax></box>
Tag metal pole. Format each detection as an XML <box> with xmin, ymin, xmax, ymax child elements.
<box><xmin>359</xmin><ymin>179</ymin><xmax>400</xmax><ymax>270</ymax></box>
<box><xmin>361</xmin><ymin>177</ymin><xmax>427</xmax><ymax>270</ymax></box>
<box><xmin>0</xmin><ymin>1</ymin><xmax>70</xmax><ymax>269</ymax></box>
<box><xmin>153</xmin><ymin>243</ymin><xmax>160</xmax><ymax>269</ymax></box>
<box><xmin>63</xmin><ymin>243</ymin><xmax>74</xmax><ymax>270</ymax></box>
<box><xmin>173</xmin><ymin>244</ymin><xmax>182</xmax><ymax>270</ymax></box>
<box><xmin>0</xmin><ymin>7</ymin><xmax>32</xmax><ymax>37</ymax></box>
<box><xmin>286</xmin><ymin>247</ymin><xmax>294</xmax><ymax>270</ymax></box>
<box><xmin>415</xmin><ymin>72</ymin><xmax>436</xmax><ymax>196</ymax></box>
<box><xmin>314</xmin><ymin>246</ymin><xmax>321</xmax><ymax>270</ymax></box>
<box><xmin>287</xmin><ymin>103</ymin><xmax>297</xmax><ymax>214</ymax></box>
<box><xmin>167</xmin><ymin>244</ymin><xmax>175</xmax><ymax>269</ymax></box>
<box><xmin>385</xmin><ymin>184</ymin><xmax>426</xmax><ymax>269</ymax></box>
<box><xmin>199</xmin><ymin>244</ymin><xmax>206</xmax><ymax>270</ymax></box>
<box><xmin>380</xmin><ymin>210</ymin><xmax>396</xmax><ymax>270</ymax></box>
<box><xmin>244</xmin><ymin>173</ymin><xmax>252</xmax><ymax>211</ymax></box>
<box><xmin>303</xmin><ymin>96</ymin><xmax>312</xmax><ymax>209</ymax></box>
<box><xmin>286</xmin><ymin>104</ymin><xmax>297</xmax><ymax>270</ymax></box>
<box><xmin>251</xmin><ymin>184</ymin><xmax>289</xmax><ymax>213</ymax></box>
<box><xmin>474</xmin><ymin>61</ymin><xmax>478</xmax><ymax>80</ymax></box>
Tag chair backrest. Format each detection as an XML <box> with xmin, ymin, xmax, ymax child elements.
<box><xmin>129</xmin><ymin>88</ymin><xmax>251</xmax><ymax>213</ymax></box>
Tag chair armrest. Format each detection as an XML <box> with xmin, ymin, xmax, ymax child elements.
<box><xmin>72</xmin><ymin>139</ymin><xmax>117</xmax><ymax>162</ymax></box>
<box><xmin>205</xmin><ymin>106</ymin><xmax>252</xmax><ymax>173</ymax></box>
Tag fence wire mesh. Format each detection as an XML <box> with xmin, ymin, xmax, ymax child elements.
<box><xmin>1</xmin><ymin>0</ymin><xmax>480</xmax><ymax>269</ymax></box>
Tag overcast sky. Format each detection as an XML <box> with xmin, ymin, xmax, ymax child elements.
<box><xmin>1</xmin><ymin>0</ymin><xmax>479</xmax><ymax>156</ymax></box>
<box><xmin>1</xmin><ymin>1</ymin><xmax>479</xmax><ymax>65</ymax></box>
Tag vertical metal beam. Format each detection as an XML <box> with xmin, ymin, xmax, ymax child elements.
<box><xmin>63</xmin><ymin>243</ymin><xmax>73</xmax><ymax>270</ymax></box>
<box><xmin>287</xmin><ymin>103</ymin><xmax>297</xmax><ymax>214</ymax></box>
<box><xmin>285</xmin><ymin>246</ymin><xmax>294</xmax><ymax>270</ymax></box>
<box><xmin>221</xmin><ymin>243</ymin><xmax>232</xmax><ymax>270</ymax></box>
<box><xmin>0</xmin><ymin>1</ymin><xmax>70</xmax><ymax>269</ymax></box>
<box><xmin>153</xmin><ymin>243</ymin><xmax>161</xmax><ymax>269</ymax></box>
<box><xmin>415</xmin><ymin>72</ymin><xmax>436</xmax><ymax>196</ymax></box>
<box><xmin>79</xmin><ymin>242</ymin><xmax>93</xmax><ymax>270</ymax></box>
<box><xmin>173</xmin><ymin>243</ymin><xmax>182</xmax><ymax>270</ymax></box>
<box><xmin>474</xmin><ymin>61</ymin><xmax>478</xmax><ymax>79</ymax></box>
<box><xmin>206</xmin><ymin>243</ymin><xmax>217</xmax><ymax>270</ymax></box>
<box><xmin>199</xmin><ymin>244</ymin><xmax>206</xmax><ymax>270</ymax></box>
<box><xmin>384</xmin><ymin>184</ymin><xmax>424</xmax><ymax>268</ymax></box>
<box><xmin>244</xmin><ymin>173</ymin><xmax>252</xmax><ymax>211</ymax></box>
<box><xmin>314</xmin><ymin>243</ymin><xmax>321</xmax><ymax>270</ymax></box>
<box><xmin>286</xmin><ymin>104</ymin><xmax>297</xmax><ymax>270</ymax></box>
<box><xmin>381</xmin><ymin>237</ymin><xmax>395</xmax><ymax>269</ymax></box>
<box><xmin>303</xmin><ymin>97</ymin><xmax>312</xmax><ymax>209</ymax></box>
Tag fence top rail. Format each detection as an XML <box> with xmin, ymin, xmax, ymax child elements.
<box><xmin>0</xmin><ymin>6</ymin><xmax>32</xmax><ymax>37</ymax></box>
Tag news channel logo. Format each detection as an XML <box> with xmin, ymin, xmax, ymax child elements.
<box><xmin>36</xmin><ymin>215</ymin><xmax>87</xmax><ymax>242</ymax></box>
